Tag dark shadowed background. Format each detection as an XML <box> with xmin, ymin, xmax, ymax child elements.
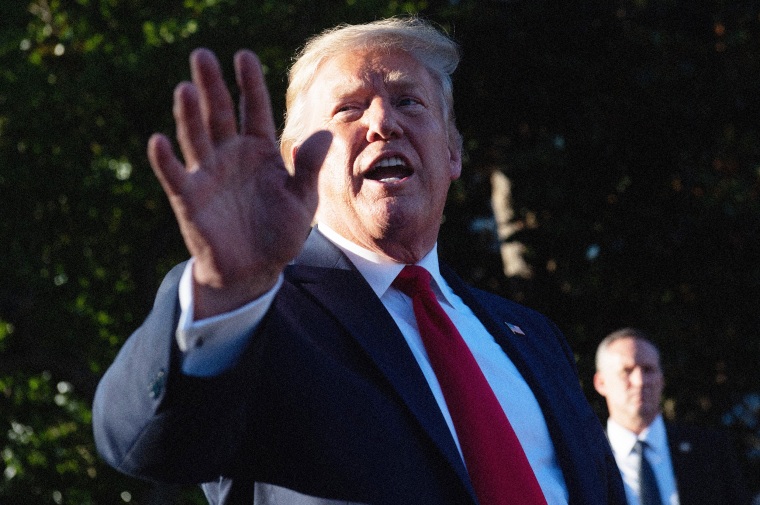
<box><xmin>1</xmin><ymin>1</ymin><xmax>758</xmax><ymax>503</ymax></box>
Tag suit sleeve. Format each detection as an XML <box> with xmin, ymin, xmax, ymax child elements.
<box><xmin>92</xmin><ymin>263</ymin><xmax>256</xmax><ymax>484</ymax></box>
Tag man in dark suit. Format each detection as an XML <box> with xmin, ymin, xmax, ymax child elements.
<box><xmin>93</xmin><ymin>17</ymin><xmax>626</xmax><ymax>504</ymax></box>
<box><xmin>594</xmin><ymin>327</ymin><xmax>751</xmax><ymax>505</ymax></box>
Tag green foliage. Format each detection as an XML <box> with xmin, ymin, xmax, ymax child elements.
<box><xmin>0</xmin><ymin>0</ymin><xmax>465</xmax><ymax>502</ymax></box>
<box><xmin>1</xmin><ymin>0</ymin><xmax>758</xmax><ymax>502</ymax></box>
<box><xmin>0</xmin><ymin>371</ymin><xmax>150</xmax><ymax>504</ymax></box>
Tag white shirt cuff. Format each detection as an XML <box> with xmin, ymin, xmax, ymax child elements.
<box><xmin>176</xmin><ymin>259</ymin><xmax>283</xmax><ymax>377</ymax></box>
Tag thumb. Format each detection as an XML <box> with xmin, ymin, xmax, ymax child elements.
<box><xmin>289</xmin><ymin>130</ymin><xmax>332</xmax><ymax>205</ymax></box>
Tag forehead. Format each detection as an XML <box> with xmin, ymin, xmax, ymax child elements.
<box><xmin>309</xmin><ymin>47</ymin><xmax>437</xmax><ymax>98</ymax></box>
<box><xmin>603</xmin><ymin>338</ymin><xmax>660</xmax><ymax>368</ymax></box>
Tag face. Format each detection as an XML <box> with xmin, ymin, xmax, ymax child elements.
<box><xmin>293</xmin><ymin>47</ymin><xmax>461</xmax><ymax>263</ymax></box>
<box><xmin>593</xmin><ymin>337</ymin><xmax>664</xmax><ymax>434</ymax></box>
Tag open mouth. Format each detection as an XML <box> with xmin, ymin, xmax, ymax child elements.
<box><xmin>364</xmin><ymin>156</ymin><xmax>413</xmax><ymax>183</ymax></box>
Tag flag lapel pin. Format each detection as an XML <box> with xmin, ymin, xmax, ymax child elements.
<box><xmin>506</xmin><ymin>323</ymin><xmax>525</xmax><ymax>335</ymax></box>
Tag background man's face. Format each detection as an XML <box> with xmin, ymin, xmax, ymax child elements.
<box><xmin>594</xmin><ymin>337</ymin><xmax>664</xmax><ymax>433</ymax></box>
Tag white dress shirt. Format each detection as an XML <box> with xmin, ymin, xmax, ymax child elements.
<box><xmin>175</xmin><ymin>223</ymin><xmax>568</xmax><ymax>503</ymax></box>
<box><xmin>607</xmin><ymin>415</ymin><xmax>680</xmax><ymax>505</ymax></box>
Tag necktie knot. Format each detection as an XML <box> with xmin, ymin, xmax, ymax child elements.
<box><xmin>393</xmin><ymin>265</ymin><xmax>433</xmax><ymax>298</ymax></box>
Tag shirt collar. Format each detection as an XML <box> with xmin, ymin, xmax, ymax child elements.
<box><xmin>641</xmin><ymin>414</ymin><xmax>667</xmax><ymax>458</ymax></box>
<box><xmin>607</xmin><ymin>414</ymin><xmax>666</xmax><ymax>458</ymax></box>
<box><xmin>316</xmin><ymin>223</ymin><xmax>455</xmax><ymax>306</ymax></box>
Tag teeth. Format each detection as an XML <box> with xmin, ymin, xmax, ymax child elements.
<box><xmin>373</xmin><ymin>157</ymin><xmax>404</xmax><ymax>169</ymax></box>
<box><xmin>366</xmin><ymin>156</ymin><xmax>411</xmax><ymax>183</ymax></box>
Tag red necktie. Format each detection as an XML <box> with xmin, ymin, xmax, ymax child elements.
<box><xmin>393</xmin><ymin>265</ymin><xmax>547</xmax><ymax>505</ymax></box>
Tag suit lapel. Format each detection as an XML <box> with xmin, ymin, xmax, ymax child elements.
<box><xmin>441</xmin><ymin>264</ymin><xmax>589</xmax><ymax>502</ymax></box>
<box><xmin>288</xmin><ymin>229</ymin><xmax>476</xmax><ymax>502</ymax></box>
<box><xmin>441</xmin><ymin>264</ymin><xmax>559</xmax><ymax>410</ymax></box>
<box><xmin>666</xmin><ymin>423</ymin><xmax>695</xmax><ymax>503</ymax></box>
<box><xmin>441</xmin><ymin>265</ymin><xmax>538</xmax><ymax>375</ymax></box>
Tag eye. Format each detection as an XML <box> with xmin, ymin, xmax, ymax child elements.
<box><xmin>333</xmin><ymin>102</ymin><xmax>364</xmax><ymax>120</ymax></box>
<box><xmin>397</xmin><ymin>96</ymin><xmax>421</xmax><ymax>107</ymax></box>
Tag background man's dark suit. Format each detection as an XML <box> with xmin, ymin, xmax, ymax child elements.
<box><xmin>666</xmin><ymin>422</ymin><xmax>751</xmax><ymax>505</ymax></box>
<box><xmin>94</xmin><ymin>229</ymin><xmax>625</xmax><ymax>504</ymax></box>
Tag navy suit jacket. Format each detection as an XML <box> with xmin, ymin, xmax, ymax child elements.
<box><xmin>94</xmin><ymin>229</ymin><xmax>626</xmax><ymax>504</ymax></box>
<box><xmin>666</xmin><ymin>422</ymin><xmax>751</xmax><ymax>505</ymax></box>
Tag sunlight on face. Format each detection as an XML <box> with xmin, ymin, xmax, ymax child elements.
<box><xmin>594</xmin><ymin>337</ymin><xmax>664</xmax><ymax>433</ymax></box>
<box><xmin>293</xmin><ymin>47</ymin><xmax>462</xmax><ymax>263</ymax></box>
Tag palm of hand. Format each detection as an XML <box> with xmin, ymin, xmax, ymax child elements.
<box><xmin>148</xmin><ymin>48</ymin><xmax>326</xmax><ymax>314</ymax></box>
<box><xmin>174</xmin><ymin>136</ymin><xmax>314</xmax><ymax>282</ymax></box>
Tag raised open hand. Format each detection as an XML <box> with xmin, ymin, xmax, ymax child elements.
<box><xmin>147</xmin><ymin>48</ymin><xmax>329</xmax><ymax>318</ymax></box>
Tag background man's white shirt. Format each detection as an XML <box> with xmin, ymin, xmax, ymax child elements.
<box><xmin>607</xmin><ymin>414</ymin><xmax>680</xmax><ymax>505</ymax></box>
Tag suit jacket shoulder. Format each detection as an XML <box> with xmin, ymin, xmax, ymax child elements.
<box><xmin>94</xmin><ymin>229</ymin><xmax>626</xmax><ymax>504</ymax></box>
<box><xmin>666</xmin><ymin>421</ymin><xmax>751</xmax><ymax>505</ymax></box>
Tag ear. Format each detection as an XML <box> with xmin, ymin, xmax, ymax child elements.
<box><xmin>448</xmin><ymin>135</ymin><xmax>462</xmax><ymax>181</ymax></box>
<box><xmin>289</xmin><ymin>145</ymin><xmax>298</xmax><ymax>171</ymax></box>
<box><xmin>593</xmin><ymin>371</ymin><xmax>607</xmax><ymax>397</ymax></box>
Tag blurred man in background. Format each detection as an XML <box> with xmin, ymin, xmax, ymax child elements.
<box><xmin>594</xmin><ymin>327</ymin><xmax>750</xmax><ymax>505</ymax></box>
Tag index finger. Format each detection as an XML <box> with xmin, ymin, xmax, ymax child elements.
<box><xmin>235</xmin><ymin>50</ymin><xmax>278</xmax><ymax>143</ymax></box>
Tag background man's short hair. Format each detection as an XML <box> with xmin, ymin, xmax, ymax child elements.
<box><xmin>595</xmin><ymin>327</ymin><xmax>659</xmax><ymax>370</ymax></box>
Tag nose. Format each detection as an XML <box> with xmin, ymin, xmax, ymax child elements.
<box><xmin>365</xmin><ymin>98</ymin><xmax>403</xmax><ymax>142</ymax></box>
<box><xmin>629</xmin><ymin>367</ymin><xmax>644</xmax><ymax>386</ymax></box>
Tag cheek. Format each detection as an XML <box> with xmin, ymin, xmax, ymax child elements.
<box><xmin>316</xmin><ymin>168</ymin><xmax>346</xmax><ymax>211</ymax></box>
<box><xmin>318</xmin><ymin>141</ymin><xmax>351</xmax><ymax>185</ymax></box>
<box><xmin>615</xmin><ymin>384</ymin><xmax>630</xmax><ymax>396</ymax></box>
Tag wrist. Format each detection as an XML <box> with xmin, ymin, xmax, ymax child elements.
<box><xmin>192</xmin><ymin>263</ymin><xmax>281</xmax><ymax>320</ymax></box>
